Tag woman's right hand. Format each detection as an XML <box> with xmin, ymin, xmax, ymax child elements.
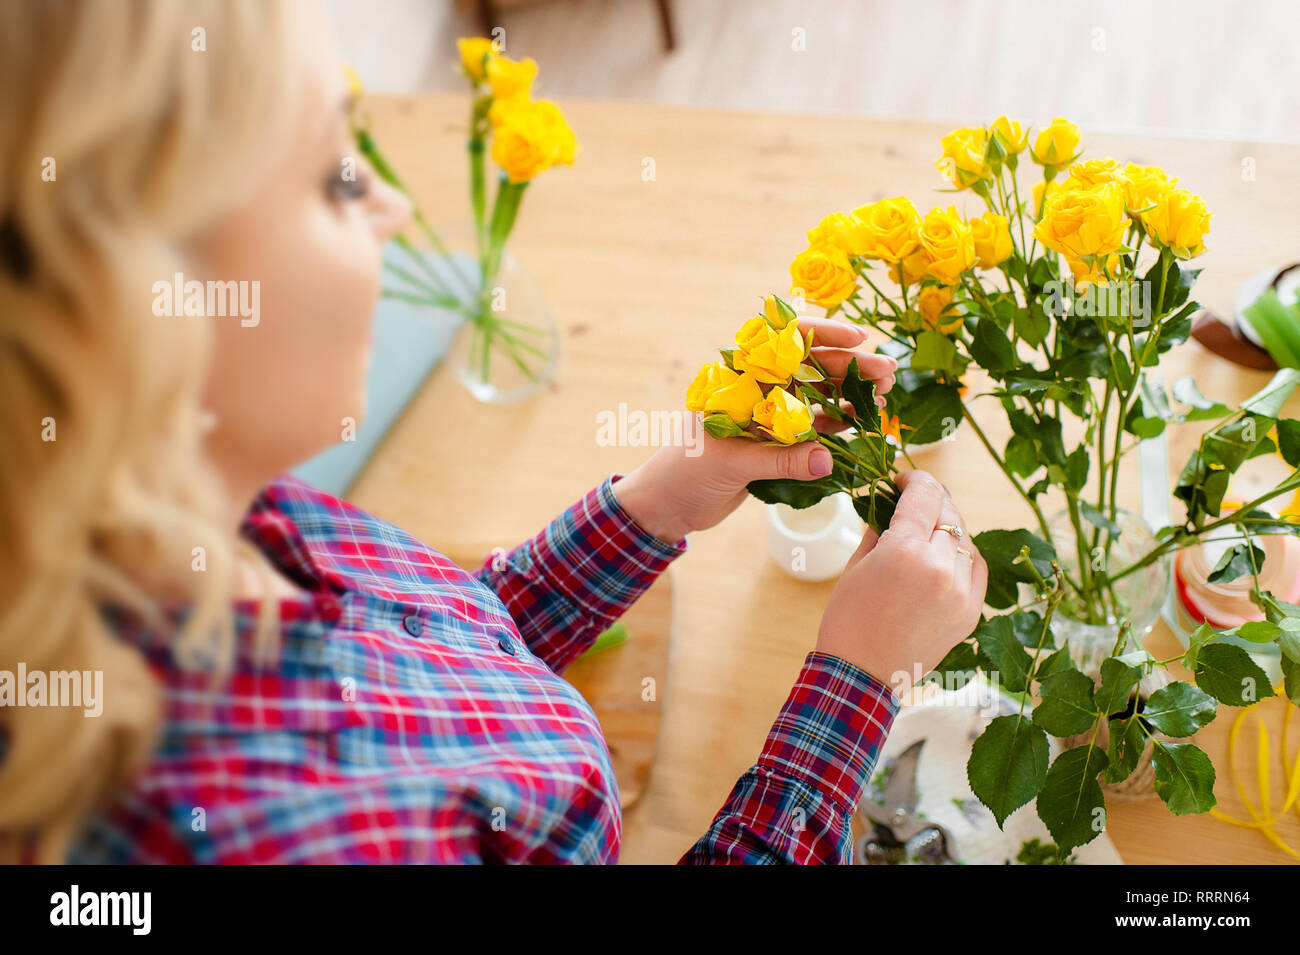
<box><xmin>815</xmin><ymin>470</ymin><xmax>987</xmax><ymax>689</ymax></box>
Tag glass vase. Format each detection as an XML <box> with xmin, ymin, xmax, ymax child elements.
<box><xmin>390</xmin><ymin>220</ymin><xmax>560</xmax><ymax>404</ymax></box>
<box><xmin>1045</xmin><ymin>508</ymin><xmax>1181</xmax><ymax>798</ymax></box>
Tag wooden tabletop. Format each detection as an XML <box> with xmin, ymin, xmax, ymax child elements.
<box><xmin>351</xmin><ymin>93</ymin><xmax>1300</xmax><ymax>864</ymax></box>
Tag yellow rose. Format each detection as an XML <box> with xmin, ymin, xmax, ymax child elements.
<box><xmin>685</xmin><ymin>363</ymin><xmax>764</xmax><ymax>425</ymax></box>
<box><xmin>1063</xmin><ymin>157</ymin><xmax>1125</xmax><ymax>190</ymax></box>
<box><xmin>807</xmin><ymin>212</ymin><xmax>870</xmax><ymax>256</ymax></box>
<box><xmin>936</xmin><ymin>127</ymin><xmax>990</xmax><ymax>188</ymax></box>
<box><xmin>1142</xmin><ymin>188</ymin><xmax>1210</xmax><ymax>258</ymax></box>
<box><xmin>1030</xmin><ymin>117</ymin><xmax>1081</xmax><ymax>166</ymax></box>
<box><xmin>490</xmin><ymin>99</ymin><xmax>577</xmax><ymax>183</ymax></box>
<box><xmin>889</xmin><ymin>247</ymin><xmax>930</xmax><ymax>287</ymax></box>
<box><xmin>733</xmin><ymin>316</ymin><xmax>806</xmax><ymax>385</ymax></box>
<box><xmin>752</xmin><ymin>387</ymin><xmax>815</xmax><ymax>445</ymax></box>
<box><xmin>851</xmin><ymin>197</ymin><xmax>922</xmax><ymax>262</ymax></box>
<box><xmin>1066</xmin><ymin>254</ymin><xmax>1120</xmax><ymax>291</ymax></box>
<box><xmin>1123</xmin><ymin>163</ymin><xmax>1177</xmax><ymax>215</ymax></box>
<box><xmin>918</xmin><ymin>206</ymin><xmax>976</xmax><ymax>286</ymax></box>
<box><xmin>970</xmin><ymin>211</ymin><xmax>1013</xmax><ymax>268</ymax></box>
<box><xmin>989</xmin><ymin>116</ymin><xmax>1027</xmax><ymax>156</ymax></box>
<box><xmin>916</xmin><ymin>285</ymin><xmax>962</xmax><ymax>334</ymax></box>
<box><xmin>1032</xmin><ymin>181</ymin><xmax>1129</xmax><ymax>260</ymax></box>
<box><xmin>790</xmin><ymin>244</ymin><xmax>857</xmax><ymax>309</ymax></box>
<box><xmin>486</xmin><ymin>55</ymin><xmax>537</xmax><ymax>103</ymax></box>
<box><xmin>457</xmin><ymin>37</ymin><xmax>497</xmax><ymax>81</ymax></box>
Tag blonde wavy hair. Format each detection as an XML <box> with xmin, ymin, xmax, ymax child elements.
<box><xmin>0</xmin><ymin>0</ymin><xmax>302</xmax><ymax>862</ymax></box>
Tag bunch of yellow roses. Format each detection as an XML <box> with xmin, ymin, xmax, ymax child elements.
<box><xmin>685</xmin><ymin>295</ymin><xmax>821</xmax><ymax>445</ymax></box>
<box><xmin>457</xmin><ymin>38</ymin><xmax>577</xmax><ymax>184</ymax></box>
<box><xmin>788</xmin><ymin>115</ymin><xmax>1211</xmax><ymax>333</ymax></box>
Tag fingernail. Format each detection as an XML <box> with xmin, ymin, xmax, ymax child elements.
<box><xmin>810</xmin><ymin>448</ymin><xmax>833</xmax><ymax>476</ymax></box>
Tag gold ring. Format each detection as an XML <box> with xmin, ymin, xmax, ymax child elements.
<box><xmin>955</xmin><ymin>546</ymin><xmax>974</xmax><ymax>562</ymax></box>
<box><xmin>936</xmin><ymin>522</ymin><xmax>963</xmax><ymax>541</ymax></box>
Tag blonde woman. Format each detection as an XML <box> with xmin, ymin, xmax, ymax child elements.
<box><xmin>0</xmin><ymin>0</ymin><xmax>986</xmax><ymax>864</ymax></box>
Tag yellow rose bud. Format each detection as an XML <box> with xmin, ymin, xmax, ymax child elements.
<box><xmin>1066</xmin><ymin>254</ymin><xmax>1120</xmax><ymax>291</ymax></box>
<box><xmin>936</xmin><ymin>126</ymin><xmax>990</xmax><ymax>188</ymax></box>
<box><xmin>1122</xmin><ymin>163</ymin><xmax>1177</xmax><ymax>216</ymax></box>
<box><xmin>1032</xmin><ymin>181</ymin><xmax>1129</xmax><ymax>260</ymax></box>
<box><xmin>1030</xmin><ymin>117</ymin><xmax>1081</xmax><ymax>166</ymax></box>
<box><xmin>1142</xmin><ymin>188</ymin><xmax>1210</xmax><ymax>258</ymax></box>
<box><xmin>970</xmin><ymin>211</ymin><xmax>1013</xmax><ymax>269</ymax></box>
<box><xmin>1063</xmin><ymin>157</ymin><xmax>1125</xmax><ymax>190</ymax></box>
<box><xmin>734</xmin><ymin>316</ymin><xmax>806</xmax><ymax>385</ymax></box>
<box><xmin>916</xmin><ymin>285</ymin><xmax>962</xmax><ymax>334</ymax></box>
<box><xmin>850</xmin><ymin>197</ymin><xmax>922</xmax><ymax>263</ymax></box>
<box><xmin>989</xmin><ymin>116</ymin><xmax>1027</xmax><ymax>155</ymax></box>
<box><xmin>685</xmin><ymin>363</ymin><xmax>764</xmax><ymax>426</ymax></box>
<box><xmin>489</xmin><ymin>98</ymin><xmax>577</xmax><ymax>183</ymax></box>
<box><xmin>918</xmin><ymin>206</ymin><xmax>976</xmax><ymax>286</ymax></box>
<box><xmin>457</xmin><ymin>37</ymin><xmax>498</xmax><ymax>81</ymax></box>
<box><xmin>790</xmin><ymin>244</ymin><xmax>857</xmax><ymax>309</ymax></box>
<box><xmin>763</xmin><ymin>294</ymin><xmax>796</xmax><ymax>330</ymax></box>
<box><xmin>889</xmin><ymin>247</ymin><xmax>930</xmax><ymax>287</ymax></box>
<box><xmin>807</xmin><ymin>212</ymin><xmax>870</xmax><ymax>257</ymax></box>
<box><xmin>752</xmin><ymin>387</ymin><xmax>815</xmax><ymax>445</ymax></box>
<box><xmin>486</xmin><ymin>55</ymin><xmax>538</xmax><ymax>103</ymax></box>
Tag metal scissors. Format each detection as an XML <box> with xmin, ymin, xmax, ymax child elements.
<box><xmin>855</xmin><ymin>738</ymin><xmax>958</xmax><ymax>864</ymax></box>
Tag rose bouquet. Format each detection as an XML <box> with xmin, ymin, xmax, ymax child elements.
<box><xmin>347</xmin><ymin>38</ymin><xmax>577</xmax><ymax>400</ymax></box>
<box><xmin>704</xmin><ymin>115</ymin><xmax>1300</xmax><ymax>857</ymax></box>
<box><xmin>685</xmin><ymin>294</ymin><xmax>902</xmax><ymax>531</ymax></box>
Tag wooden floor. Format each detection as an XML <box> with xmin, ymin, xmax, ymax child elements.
<box><xmin>328</xmin><ymin>0</ymin><xmax>1300</xmax><ymax>143</ymax></box>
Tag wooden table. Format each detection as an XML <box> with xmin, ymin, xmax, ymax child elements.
<box><xmin>351</xmin><ymin>93</ymin><xmax>1300</xmax><ymax>864</ymax></box>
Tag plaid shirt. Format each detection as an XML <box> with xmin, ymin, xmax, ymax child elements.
<box><xmin>71</xmin><ymin>473</ymin><xmax>898</xmax><ymax>864</ymax></box>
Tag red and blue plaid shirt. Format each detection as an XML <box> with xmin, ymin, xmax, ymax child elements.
<box><xmin>72</xmin><ymin>473</ymin><xmax>899</xmax><ymax>864</ymax></box>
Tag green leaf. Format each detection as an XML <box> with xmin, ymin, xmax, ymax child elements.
<box><xmin>1064</xmin><ymin>446</ymin><xmax>1089</xmax><ymax>493</ymax></box>
<box><xmin>1033</xmin><ymin>669</ymin><xmax>1099</xmax><ymax>736</ymax></box>
<box><xmin>1094</xmin><ymin>657</ymin><xmax>1142</xmax><ymax>717</ymax></box>
<box><xmin>1234</xmin><ymin>619</ymin><xmax>1282</xmax><ymax>643</ymax></box>
<box><xmin>1193</xmin><ymin>643</ymin><xmax>1275</xmax><ymax>706</ymax></box>
<box><xmin>840</xmin><ymin>357</ymin><xmax>881</xmax><ymax>434</ymax></box>
<box><xmin>1206</xmin><ymin>543</ymin><xmax>1265</xmax><ymax>584</ymax></box>
<box><xmin>1035</xmin><ymin>744</ymin><xmax>1109</xmax><ymax>853</ymax></box>
<box><xmin>1014</xmin><ymin>302</ymin><xmax>1051</xmax><ymax>347</ymax></box>
<box><xmin>1183</xmin><ymin>621</ymin><xmax>1215</xmax><ymax>671</ymax></box>
<box><xmin>1203</xmin><ymin>415</ymin><xmax>1271</xmax><ymax>472</ymax></box>
<box><xmin>1034</xmin><ymin>645</ymin><xmax>1075</xmax><ymax>680</ymax></box>
<box><xmin>912</xmin><ymin>329</ymin><xmax>958</xmax><ymax>373</ymax></box>
<box><xmin>972</xmin><ymin>529</ymin><xmax>1057</xmax><ymax>609</ymax></box>
<box><xmin>1277</xmin><ymin>419</ymin><xmax>1300</xmax><ymax>467</ymax></box>
<box><xmin>928</xmin><ymin>639</ymin><xmax>979</xmax><ymax>690</ymax></box>
<box><xmin>975</xmin><ymin>615</ymin><xmax>1035</xmax><ymax>693</ymax></box>
<box><xmin>1078</xmin><ymin>501</ymin><xmax>1121</xmax><ymax>535</ymax></box>
<box><xmin>892</xmin><ymin>381</ymin><xmax>962</xmax><ymax>445</ymax></box>
<box><xmin>746</xmin><ymin>476</ymin><xmax>839</xmax><ymax>509</ymax></box>
<box><xmin>1151</xmin><ymin>741</ymin><xmax>1217</xmax><ymax>815</ymax></box>
<box><xmin>967</xmin><ymin>715</ymin><xmax>1051</xmax><ymax>828</ymax></box>
<box><xmin>1005</xmin><ymin>434</ymin><xmax>1040</xmax><ymax>479</ymax></box>
<box><xmin>1239</xmin><ymin>367</ymin><xmax>1300</xmax><ymax>419</ymax></box>
<box><xmin>1106</xmin><ymin>717</ymin><xmax>1146</xmax><ymax>784</ymax></box>
<box><xmin>1282</xmin><ymin>655</ymin><xmax>1300</xmax><ymax>707</ymax></box>
<box><xmin>850</xmin><ymin>488</ymin><xmax>897</xmax><ymax>535</ymax></box>
<box><xmin>1172</xmin><ymin>375</ymin><xmax>1231</xmax><ymax>422</ymax></box>
<box><xmin>1141</xmin><ymin>681</ymin><xmax>1218</xmax><ymax>737</ymax></box>
<box><xmin>970</xmin><ymin>317</ymin><xmax>1016</xmax><ymax>373</ymax></box>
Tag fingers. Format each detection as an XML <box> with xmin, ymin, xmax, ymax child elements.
<box><xmin>886</xmin><ymin>470</ymin><xmax>947</xmax><ymax>542</ymax></box>
<box><xmin>845</xmin><ymin>524</ymin><xmax>881</xmax><ymax>566</ymax></box>
<box><xmin>797</xmin><ymin>315</ymin><xmax>868</xmax><ymax>348</ymax></box>
<box><xmin>811</xmin><ymin>348</ymin><xmax>897</xmax><ymax>397</ymax></box>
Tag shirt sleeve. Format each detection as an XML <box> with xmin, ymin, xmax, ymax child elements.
<box><xmin>473</xmin><ymin>472</ymin><xmax>687</xmax><ymax>674</ymax></box>
<box><xmin>679</xmin><ymin>651</ymin><xmax>901</xmax><ymax>865</ymax></box>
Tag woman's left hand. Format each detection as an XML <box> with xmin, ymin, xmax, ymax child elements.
<box><xmin>613</xmin><ymin>317</ymin><xmax>898</xmax><ymax>544</ymax></box>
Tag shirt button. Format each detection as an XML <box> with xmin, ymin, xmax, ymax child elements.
<box><xmin>402</xmin><ymin>614</ymin><xmax>423</xmax><ymax>637</ymax></box>
<box><xmin>497</xmin><ymin>632</ymin><xmax>518</xmax><ymax>656</ymax></box>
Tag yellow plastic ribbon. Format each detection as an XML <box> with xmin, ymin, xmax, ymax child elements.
<box><xmin>1207</xmin><ymin>686</ymin><xmax>1300</xmax><ymax>860</ymax></box>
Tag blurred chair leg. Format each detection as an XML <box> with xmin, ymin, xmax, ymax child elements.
<box><xmin>476</xmin><ymin>0</ymin><xmax>498</xmax><ymax>36</ymax></box>
<box><xmin>654</xmin><ymin>0</ymin><xmax>675</xmax><ymax>51</ymax></box>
